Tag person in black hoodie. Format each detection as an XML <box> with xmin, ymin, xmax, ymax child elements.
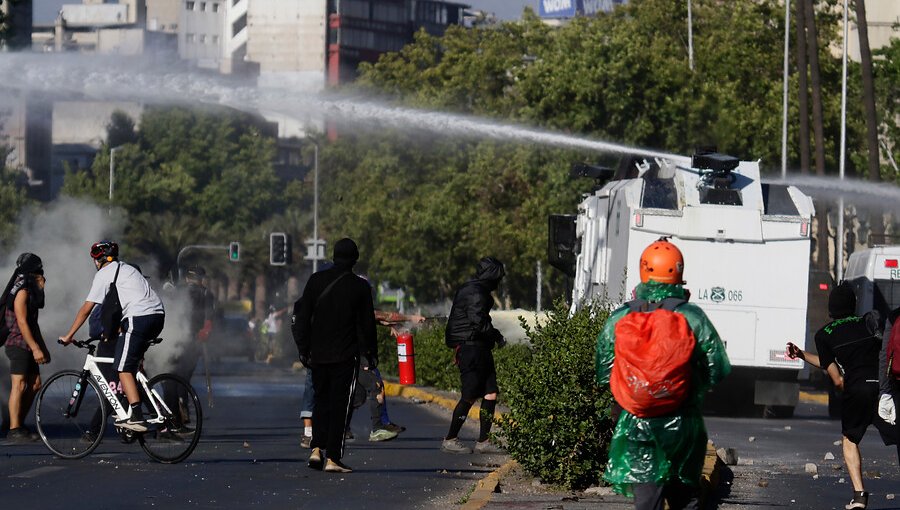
<box><xmin>292</xmin><ymin>238</ymin><xmax>377</xmax><ymax>473</ymax></box>
<box><xmin>441</xmin><ymin>256</ymin><xmax>506</xmax><ymax>455</ymax></box>
<box><xmin>787</xmin><ymin>282</ymin><xmax>896</xmax><ymax>510</ymax></box>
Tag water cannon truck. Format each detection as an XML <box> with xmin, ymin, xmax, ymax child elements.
<box><xmin>549</xmin><ymin>150</ymin><xmax>814</xmax><ymax>416</ymax></box>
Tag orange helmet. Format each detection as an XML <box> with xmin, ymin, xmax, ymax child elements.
<box><xmin>639</xmin><ymin>238</ymin><xmax>684</xmax><ymax>284</ymax></box>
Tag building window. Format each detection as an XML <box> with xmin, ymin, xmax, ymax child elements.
<box><xmin>200</xmin><ymin>2</ymin><xmax>207</xmax><ymax>11</ymax></box>
<box><xmin>212</xmin><ymin>2</ymin><xmax>219</xmax><ymax>13</ymax></box>
<box><xmin>211</xmin><ymin>35</ymin><xmax>219</xmax><ymax>44</ymax></box>
<box><xmin>186</xmin><ymin>1</ymin><xmax>195</xmax><ymax>10</ymax></box>
<box><xmin>186</xmin><ymin>33</ymin><xmax>195</xmax><ymax>43</ymax></box>
<box><xmin>200</xmin><ymin>34</ymin><xmax>207</xmax><ymax>43</ymax></box>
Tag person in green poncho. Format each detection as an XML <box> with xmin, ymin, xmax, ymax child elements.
<box><xmin>596</xmin><ymin>238</ymin><xmax>731</xmax><ymax>510</ymax></box>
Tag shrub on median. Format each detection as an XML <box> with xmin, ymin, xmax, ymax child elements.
<box><xmin>495</xmin><ymin>299</ymin><xmax>615</xmax><ymax>490</ymax></box>
<box><xmin>375</xmin><ymin>302</ymin><xmax>614</xmax><ymax>491</ymax></box>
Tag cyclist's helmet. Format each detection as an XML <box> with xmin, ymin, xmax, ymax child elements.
<box><xmin>90</xmin><ymin>240</ymin><xmax>119</xmax><ymax>263</ymax></box>
<box><xmin>639</xmin><ymin>237</ymin><xmax>684</xmax><ymax>285</ymax></box>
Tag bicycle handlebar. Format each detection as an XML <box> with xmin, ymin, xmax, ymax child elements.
<box><xmin>59</xmin><ymin>337</ymin><xmax>164</xmax><ymax>349</ymax></box>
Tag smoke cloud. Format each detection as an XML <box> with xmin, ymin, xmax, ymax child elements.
<box><xmin>0</xmin><ymin>199</ymin><xmax>193</xmax><ymax>425</ymax></box>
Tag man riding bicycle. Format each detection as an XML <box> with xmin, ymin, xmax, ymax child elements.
<box><xmin>59</xmin><ymin>241</ymin><xmax>166</xmax><ymax>433</ymax></box>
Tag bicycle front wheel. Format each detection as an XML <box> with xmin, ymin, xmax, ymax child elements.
<box><xmin>36</xmin><ymin>370</ymin><xmax>106</xmax><ymax>459</ymax></box>
<box><xmin>138</xmin><ymin>373</ymin><xmax>202</xmax><ymax>463</ymax></box>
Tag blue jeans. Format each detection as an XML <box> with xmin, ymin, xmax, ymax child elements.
<box><xmin>300</xmin><ymin>369</ymin><xmax>314</xmax><ymax>419</ymax></box>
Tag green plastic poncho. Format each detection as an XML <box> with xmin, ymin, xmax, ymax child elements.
<box><xmin>595</xmin><ymin>281</ymin><xmax>731</xmax><ymax>496</ymax></box>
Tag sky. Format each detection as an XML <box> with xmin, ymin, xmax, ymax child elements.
<box><xmin>34</xmin><ymin>0</ymin><xmax>539</xmax><ymax>25</ymax></box>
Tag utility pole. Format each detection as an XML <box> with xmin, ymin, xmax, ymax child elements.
<box><xmin>837</xmin><ymin>0</ymin><xmax>848</xmax><ymax>282</ymax></box>
<box><xmin>781</xmin><ymin>0</ymin><xmax>791</xmax><ymax>179</ymax></box>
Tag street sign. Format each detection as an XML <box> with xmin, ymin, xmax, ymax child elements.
<box><xmin>304</xmin><ymin>238</ymin><xmax>326</xmax><ymax>261</ymax></box>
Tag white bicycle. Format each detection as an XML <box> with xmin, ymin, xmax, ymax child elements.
<box><xmin>35</xmin><ymin>337</ymin><xmax>202</xmax><ymax>463</ymax></box>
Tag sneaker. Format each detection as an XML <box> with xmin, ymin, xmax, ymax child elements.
<box><xmin>474</xmin><ymin>440</ymin><xmax>505</xmax><ymax>454</ymax></box>
<box><xmin>170</xmin><ymin>424</ymin><xmax>196</xmax><ymax>436</ymax></box>
<box><xmin>300</xmin><ymin>434</ymin><xmax>312</xmax><ymax>449</ymax></box>
<box><xmin>156</xmin><ymin>430</ymin><xmax>184</xmax><ymax>443</ymax></box>
<box><xmin>344</xmin><ymin>429</ymin><xmax>355</xmax><ymax>442</ymax></box>
<box><xmin>324</xmin><ymin>458</ymin><xmax>353</xmax><ymax>473</ymax></box>
<box><xmin>845</xmin><ymin>491</ymin><xmax>869</xmax><ymax>510</ymax></box>
<box><xmin>307</xmin><ymin>447</ymin><xmax>324</xmax><ymax>470</ymax></box>
<box><xmin>441</xmin><ymin>437</ymin><xmax>472</xmax><ymax>454</ymax></box>
<box><xmin>384</xmin><ymin>422</ymin><xmax>406</xmax><ymax>434</ymax></box>
<box><xmin>368</xmin><ymin>428</ymin><xmax>399</xmax><ymax>442</ymax></box>
<box><xmin>6</xmin><ymin>427</ymin><xmax>39</xmax><ymax>443</ymax></box>
<box><xmin>115</xmin><ymin>416</ymin><xmax>148</xmax><ymax>433</ymax></box>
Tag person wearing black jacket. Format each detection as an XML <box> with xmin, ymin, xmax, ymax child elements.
<box><xmin>442</xmin><ymin>257</ymin><xmax>506</xmax><ymax>455</ymax></box>
<box><xmin>787</xmin><ymin>282</ymin><xmax>896</xmax><ymax>510</ymax></box>
<box><xmin>292</xmin><ymin>238</ymin><xmax>377</xmax><ymax>473</ymax></box>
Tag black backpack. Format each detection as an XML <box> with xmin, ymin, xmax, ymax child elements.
<box><xmin>100</xmin><ymin>262</ymin><xmax>124</xmax><ymax>341</ymax></box>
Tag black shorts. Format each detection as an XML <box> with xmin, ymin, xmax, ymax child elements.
<box><xmin>456</xmin><ymin>344</ymin><xmax>498</xmax><ymax>401</ymax></box>
<box><xmin>114</xmin><ymin>314</ymin><xmax>165</xmax><ymax>373</ymax></box>
<box><xmin>5</xmin><ymin>345</ymin><xmax>39</xmax><ymax>376</ymax></box>
<box><xmin>841</xmin><ymin>381</ymin><xmax>896</xmax><ymax>445</ymax></box>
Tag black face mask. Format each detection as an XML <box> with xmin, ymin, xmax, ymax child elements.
<box><xmin>24</xmin><ymin>274</ymin><xmax>45</xmax><ymax>310</ymax></box>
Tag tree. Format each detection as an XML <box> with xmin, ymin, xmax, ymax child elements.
<box><xmin>341</xmin><ymin>0</ymin><xmax>860</xmax><ymax>306</ymax></box>
<box><xmin>0</xmin><ymin>155</ymin><xmax>31</xmax><ymax>251</ymax></box>
<box><xmin>795</xmin><ymin>0</ymin><xmax>811</xmax><ymax>173</ymax></box>
<box><xmin>0</xmin><ymin>0</ymin><xmax>28</xmax><ymax>50</ymax></box>
<box><xmin>63</xmin><ymin>106</ymin><xmax>287</xmax><ymax>284</ymax></box>
<box><xmin>107</xmin><ymin>110</ymin><xmax>138</xmax><ymax>148</ymax></box>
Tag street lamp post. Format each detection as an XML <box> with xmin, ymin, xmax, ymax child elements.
<box><xmin>836</xmin><ymin>0</ymin><xmax>849</xmax><ymax>282</ymax></box>
<box><xmin>313</xmin><ymin>143</ymin><xmax>319</xmax><ymax>273</ymax></box>
<box><xmin>109</xmin><ymin>146</ymin><xmax>122</xmax><ymax>214</ymax></box>
<box><xmin>304</xmin><ymin>142</ymin><xmax>326</xmax><ymax>273</ymax></box>
<box><xmin>781</xmin><ymin>0</ymin><xmax>791</xmax><ymax>179</ymax></box>
<box><xmin>687</xmin><ymin>0</ymin><xmax>694</xmax><ymax>71</ymax></box>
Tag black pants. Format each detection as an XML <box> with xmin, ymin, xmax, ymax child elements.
<box><xmin>357</xmin><ymin>365</ymin><xmax>384</xmax><ymax>429</ymax></box>
<box><xmin>311</xmin><ymin>358</ymin><xmax>358</xmax><ymax>461</ymax></box>
<box><xmin>632</xmin><ymin>481</ymin><xmax>700</xmax><ymax>510</ymax></box>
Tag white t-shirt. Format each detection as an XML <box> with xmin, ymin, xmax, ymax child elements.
<box><xmin>86</xmin><ymin>262</ymin><xmax>165</xmax><ymax>319</ymax></box>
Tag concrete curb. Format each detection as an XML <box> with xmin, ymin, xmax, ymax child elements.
<box><xmin>461</xmin><ymin>459</ymin><xmax>518</xmax><ymax>510</ymax></box>
<box><xmin>800</xmin><ymin>390</ymin><xmax>828</xmax><ymax>405</ymax></box>
<box><xmin>383</xmin><ymin>382</ymin><xmax>501</xmax><ymax>421</ymax></box>
<box><xmin>385</xmin><ymin>382</ymin><xmax>723</xmax><ymax>508</ymax></box>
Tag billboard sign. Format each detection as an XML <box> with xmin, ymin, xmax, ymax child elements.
<box><xmin>539</xmin><ymin>0</ymin><xmax>577</xmax><ymax>18</ymax></box>
<box><xmin>539</xmin><ymin>0</ymin><xmax>628</xmax><ymax>18</ymax></box>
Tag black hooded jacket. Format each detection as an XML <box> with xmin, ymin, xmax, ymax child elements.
<box><xmin>292</xmin><ymin>240</ymin><xmax>377</xmax><ymax>365</ymax></box>
<box><xmin>445</xmin><ymin>257</ymin><xmax>505</xmax><ymax>348</ymax></box>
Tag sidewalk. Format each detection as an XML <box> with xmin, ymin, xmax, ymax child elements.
<box><xmin>384</xmin><ymin>381</ymin><xmax>722</xmax><ymax>510</ymax></box>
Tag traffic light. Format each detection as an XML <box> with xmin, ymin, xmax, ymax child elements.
<box><xmin>228</xmin><ymin>242</ymin><xmax>240</xmax><ymax>262</ymax></box>
<box><xmin>270</xmin><ymin>232</ymin><xmax>291</xmax><ymax>265</ymax></box>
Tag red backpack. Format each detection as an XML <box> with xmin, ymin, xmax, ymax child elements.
<box><xmin>888</xmin><ymin>317</ymin><xmax>900</xmax><ymax>380</ymax></box>
<box><xmin>610</xmin><ymin>298</ymin><xmax>695</xmax><ymax>418</ymax></box>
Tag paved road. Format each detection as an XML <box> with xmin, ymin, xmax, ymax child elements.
<box><xmin>706</xmin><ymin>401</ymin><xmax>900</xmax><ymax>510</ymax></box>
<box><xmin>483</xmin><ymin>400</ymin><xmax>900</xmax><ymax>509</ymax></box>
<box><xmin>0</xmin><ymin>360</ymin><xmax>503</xmax><ymax>509</ymax></box>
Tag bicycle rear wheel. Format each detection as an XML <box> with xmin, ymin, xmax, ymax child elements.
<box><xmin>36</xmin><ymin>370</ymin><xmax>106</xmax><ymax>459</ymax></box>
<box><xmin>138</xmin><ymin>373</ymin><xmax>202</xmax><ymax>463</ymax></box>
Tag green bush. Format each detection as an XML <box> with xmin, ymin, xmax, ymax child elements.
<box><xmin>496</xmin><ymin>299</ymin><xmax>615</xmax><ymax>490</ymax></box>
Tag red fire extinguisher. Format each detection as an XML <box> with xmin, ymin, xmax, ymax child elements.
<box><xmin>397</xmin><ymin>332</ymin><xmax>416</xmax><ymax>385</ymax></box>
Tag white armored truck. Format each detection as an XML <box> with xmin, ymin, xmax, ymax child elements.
<box><xmin>549</xmin><ymin>151</ymin><xmax>815</xmax><ymax>416</ymax></box>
